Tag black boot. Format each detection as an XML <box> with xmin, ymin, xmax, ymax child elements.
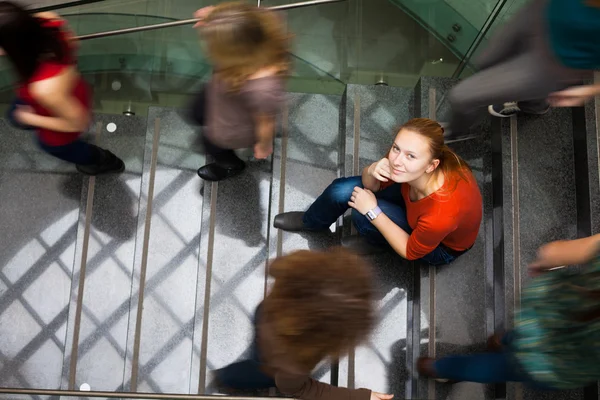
<box><xmin>76</xmin><ymin>150</ymin><xmax>125</xmax><ymax>176</ymax></box>
<box><xmin>197</xmin><ymin>162</ymin><xmax>245</xmax><ymax>181</ymax></box>
<box><xmin>341</xmin><ymin>235</ymin><xmax>387</xmax><ymax>256</ymax></box>
<box><xmin>273</xmin><ymin>212</ymin><xmax>313</xmax><ymax>232</ymax></box>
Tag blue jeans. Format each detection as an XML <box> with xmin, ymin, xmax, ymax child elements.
<box><xmin>303</xmin><ymin>176</ymin><xmax>458</xmax><ymax>266</ymax></box>
<box><xmin>38</xmin><ymin>139</ymin><xmax>103</xmax><ymax>166</ymax></box>
<box><xmin>433</xmin><ymin>332</ymin><xmax>553</xmax><ymax>390</ymax></box>
<box><xmin>215</xmin><ymin>305</ymin><xmax>276</xmax><ymax>389</ymax></box>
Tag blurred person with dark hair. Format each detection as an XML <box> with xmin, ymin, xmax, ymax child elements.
<box><xmin>214</xmin><ymin>247</ymin><xmax>393</xmax><ymax>400</ymax></box>
<box><xmin>418</xmin><ymin>234</ymin><xmax>600</xmax><ymax>389</ymax></box>
<box><xmin>0</xmin><ymin>1</ymin><xmax>124</xmax><ymax>174</ymax></box>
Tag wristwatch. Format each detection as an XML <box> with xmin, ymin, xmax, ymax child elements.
<box><xmin>365</xmin><ymin>206</ymin><xmax>382</xmax><ymax>221</ymax></box>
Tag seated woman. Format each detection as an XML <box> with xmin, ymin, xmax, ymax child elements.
<box><xmin>274</xmin><ymin>118</ymin><xmax>482</xmax><ymax>266</ymax></box>
<box><xmin>215</xmin><ymin>248</ymin><xmax>392</xmax><ymax>400</ymax></box>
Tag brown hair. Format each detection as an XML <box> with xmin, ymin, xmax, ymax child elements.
<box><xmin>587</xmin><ymin>0</ymin><xmax>600</xmax><ymax>8</ymax></box>
<box><xmin>399</xmin><ymin>118</ymin><xmax>472</xmax><ymax>191</ymax></box>
<box><xmin>264</xmin><ymin>248</ymin><xmax>376</xmax><ymax>371</ymax></box>
<box><xmin>200</xmin><ymin>2</ymin><xmax>290</xmax><ymax>91</ymax></box>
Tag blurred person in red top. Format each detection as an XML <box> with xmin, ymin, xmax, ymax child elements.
<box><xmin>274</xmin><ymin>118</ymin><xmax>482</xmax><ymax>266</ymax></box>
<box><xmin>1</xmin><ymin>1</ymin><xmax>124</xmax><ymax>175</ymax></box>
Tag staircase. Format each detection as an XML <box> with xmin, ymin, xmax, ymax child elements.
<box><xmin>0</xmin><ymin>74</ymin><xmax>599</xmax><ymax>400</ymax></box>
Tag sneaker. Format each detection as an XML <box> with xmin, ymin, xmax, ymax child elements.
<box><xmin>488</xmin><ymin>102</ymin><xmax>520</xmax><ymax>118</ymax></box>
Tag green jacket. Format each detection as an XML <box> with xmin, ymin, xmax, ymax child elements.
<box><xmin>511</xmin><ymin>256</ymin><xmax>600</xmax><ymax>389</ymax></box>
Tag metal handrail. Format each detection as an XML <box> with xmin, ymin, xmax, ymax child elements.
<box><xmin>74</xmin><ymin>0</ymin><xmax>347</xmax><ymax>41</ymax></box>
<box><xmin>451</xmin><ymin>0</ymin><xmax>508</xmax><ymax>78</ymax></box>
<box><xmin>0</xmin><ymin>387</ymin><xmax>283</xmax><ymax>399</ymax></box>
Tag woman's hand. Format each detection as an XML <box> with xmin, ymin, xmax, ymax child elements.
<box><xmin>14</xmin><ymin>105</ymin><xmax>37</xmax><ymax>126</ymax></box>
<box><xmin>254</xmin><ymin>142</ymin><xmax>273</xmax><ymax>159</ymax></box>
<box><xmin>193</xmin><ymin>6</ymin><xmax>215</xmax><ymax>28</ymax></box>
<box><xmin>529</xmin><ymin>235</ymin><xmax>600</xmax><ymax>276</ymax></box>
<box><xmin>368</xmin><ymin>158</ymin><xmax>391</xmax><ymax>182</ymax></box>
<box><xmin>548</xmin><ymin>85</ymin><xmax>600</xmax><ymax>107</ymax></box>
<box><xmin>370</xmin><ymin>391</ymin><xmax>394</xmax><ymax>400</ymax></box>
<box><xmin>349</xmin><ymin>186</ymin><xmax>377</xmax><ymax>215</ymax></box>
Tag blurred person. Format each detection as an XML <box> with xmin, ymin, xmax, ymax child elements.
<box><xmin>214</xmin><ymin>247</ymin><xmax>393</xmax><ymax>400</ymax></box>
<box><xmin>190</xmin><ymin>2</ymin><xmax>288</xmax><ymax>182</ymax></box>
<box><xmin>273</xmin><ymin>118</ymin><xmax>482</xmax><ymax>266</ymax></box>
<box><xmin>446</xmin><ymin>0</ymin><xmax>600</xmax><ymax>136</ymax></box>
<box><xmin>1</xmin><ymin>1</ymin><xmax>124</xmax><ymax>174</ymax></box>
<box><xmin>418</xmin><ymin>234</ymin><xmax>600</xmax><ymax>389</ymax></box>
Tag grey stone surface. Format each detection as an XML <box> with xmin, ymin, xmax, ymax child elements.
<box><xmin>71</xmin><ymin>115</ymin><xmax>146</xmax><ymax>391</ymax></box>
<box><xmin>0</xmin><ymin>120</ymin><xmax>84</xmax><ymax>391</ymax></box>
<box><xmin>127</xmin><ymin>108</ymin><xmax>205</xmax><ymax>393</ymax></box>
<box><xmin>342</xmin><ymin>84</ymin><xmax>414</xmax><ymax>397</ymax></box>
<box><xmin>515</xmin><ymin>110</ymin><xmax>581</xmax><ymax>400</ymax></box>
<box><xmin>279</xmin><ymin>93</ymin><xmax>343</xmax><ymax>252</ymax></box>
<box><xmin>433</xmin><ymin>132</ymin><xmax>492</xmax><ymax>400</ymax></box>
<box><xmin>203</xmin><ymin>161</ymin><xmax>272</xmax><ymax>392</ymax></box>
<box><xmin>516</xmin><ymin>109</ymin><xmax>577</xmax><ymax>285</ymax></box>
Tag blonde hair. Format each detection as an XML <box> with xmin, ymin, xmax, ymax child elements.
<box><xmin>200</xmin><ymin>2</ymin><xmax>291</xmax><ymax>91</ymax></box>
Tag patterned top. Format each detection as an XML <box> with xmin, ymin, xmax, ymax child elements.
<box><xmin>511</xmin><ymin>255</ymin><xmax>600</xmax><ymax>389</ymax></box>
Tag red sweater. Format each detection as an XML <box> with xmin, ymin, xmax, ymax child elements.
<box><xmin>382</xmin><ymin>171</ymin><xmax>482</xmax><ymax>260</ymax></box>
<box><xmin>17</xmin><ymin>18</ymin><xmax>91</xmax><ymax>146</ymax></box>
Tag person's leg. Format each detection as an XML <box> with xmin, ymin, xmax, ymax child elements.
<box><xmin>39</xmin><ymin>139</ymin><xmax>103</xmax><ymax>165</ymax></box>
<box><xmin>39</xmin><ymin>139</ymin><xmax>125</xmax><ymax>175</ymax></box>
<box><xmin>188</xmin><ymin>86</ymin><xmax>206</xmax><ymax>126</ymax></box>
<box><xmin>301</xmin><ymin>176</ymin><xmax>363</xmax><ymax>230</ymax></box>
<box><xmin>215</xmin><ymin>303</ymin><xmax>275</xmax><ymax>390</ymax></box>
<box><xmin>433</xmin><ymin>351</ymin><xmax>528</xmax><ymax>384</ymax></box>
<box><xmin>202</xmin><ymin>135</ymin><xmax>245</xmax><ymax>170</ymax></box>
<box><xmin>198</xmin><ymin>134</ymin><xmax>245</xmax><ymax>181</ymax></box>
<box><xmin>447</xmin><ymin>51</ymin><xmax>572</xmax><ymax>134</ymax></box>
<box><xmin>419</xmin><ymin>246</ymin><xmax>456</xmax><ymax>266</ymax></box>
<box><xmin>215</xmin><ymin>360</ymin><xmax>275</xmax><ymax>390</ymax></box>
<box><xmin>472</xmin><ymin>0</ymin><xmax>539</xmax><ymax>71</ymax></box>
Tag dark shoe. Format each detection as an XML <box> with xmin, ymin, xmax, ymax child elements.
<box><xmin>417</xmin><ymin>357</ymin><xmax>459</xmax><ymax>384</ymax></box>
<box><xmin>274</xmin><ymin>212</ymin><xmax>310</xmax><ymax>232</ymax></box>
<box><xmin>488</xmin><ymin>102</ymin><xmax>520</xmax><ymax>118</ymax></box>
<box><xmin>341</xmin><ymin>235</ymin><xmax>388</xmax><ymax>256</ymax></box>
<box><xmin>197</xmin><ymin>162</ymin><xmax>245</xmax><ymax>181</ymax></box>
<box><xmin>487</xmin><ymin>332</ymin><xmax>504</xmax><ymax>352</ymax></box>
<box><xmin>76</xmin><ymin>150</ymin><xmax>125</xmax><ymax>175</ymax></box>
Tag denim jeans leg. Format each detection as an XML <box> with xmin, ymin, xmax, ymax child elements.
<box><xmin>420</xmin><ymin>247</ymin><xmax>456</xmax><ymax>266</ymax></box>
<box><xmin>303</xmin><ymin>176</ymin><xmax>363</xmax><ymax>230</ymax></box>
<box><xmin>38</xmin><ymin>139</ymin><xmax>103</xmax><ymax>166</ymax></box>
<box><xmin>433</xmin><ymin>351</ymin><xmax>530</xmax><ymax>383</ymax></box>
